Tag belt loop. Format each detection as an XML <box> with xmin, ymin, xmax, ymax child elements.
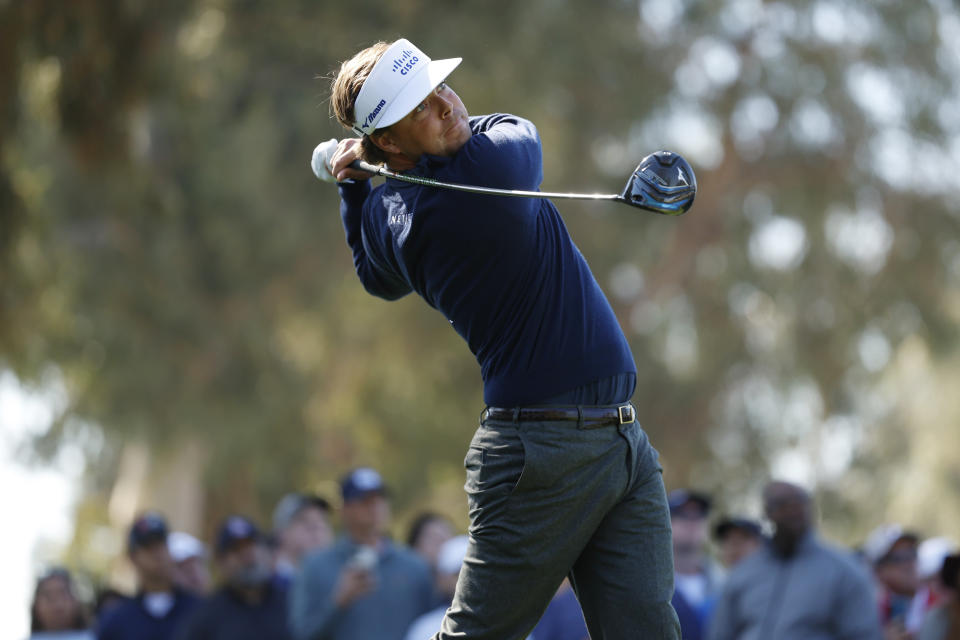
<box><xmin>479</xmin><ymin>407</ymin><xmax>488</xmax><ymax>425</ymax></box>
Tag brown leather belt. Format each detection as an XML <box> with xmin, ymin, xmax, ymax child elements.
<box><xmin>481</xmin><ymin>404</ymin><xmax>636</xmax><ymax>426</ymax></box>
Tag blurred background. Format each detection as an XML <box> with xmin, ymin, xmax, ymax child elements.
<box><xmin>2</xmin><ymin>0</ymin><xmax>959</xmax><ymax>636</ymax></box>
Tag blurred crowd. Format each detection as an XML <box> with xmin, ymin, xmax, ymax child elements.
<box><xmin>27</xmin><ymin>469</ymin><xmax>960</xmax><ymax>640</ymax></box>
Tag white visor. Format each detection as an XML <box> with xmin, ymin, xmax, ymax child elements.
<box><xmin>352</xmin><ymin>38</ymin><xmax>461</xmax><ymax>136</ymax></box>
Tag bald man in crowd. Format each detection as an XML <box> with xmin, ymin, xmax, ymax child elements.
<box><xmin>709</xmin><ymin>481</ymin><xmax>881</xmax><ymax>640</ymax></box>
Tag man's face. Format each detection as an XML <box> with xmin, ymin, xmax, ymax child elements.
<box><xmin>876</xmin><ymin>539</ymin><xmax>919</xmax><ymax>595</ymax></box>
<box><xmin>219</xmin><ymin>539</ymin><xmax>273</xmax><ymax>589</ymax></box>
<box><xmin>375</xmin><ymin>83</ymin><xmax>471</xmax><ymax>161</ymax></box>
<box><xmin>172</xmin><ymin>556</ymin><xmax>211</xmax><ymax>595</ymax></box>
<box><xmin>282</xmin><ymin>506</ymin><xmax>334</xmax><ymax>560</ymax></box>
<box><xmin>130</xmin><ymin>539</ymin><xmax>174</xmax><ymax>583</ymax></box>
<box><xmin>719</xmin><ymin>529</ymin><xmax>762</xmax><ymax>569</ymax></box>
<box><xmin>764</xmin><ymin>484</ymin><xmax>811</xmax><ymax>538</ymax></box>
<box><xmin>671</xmin><ymin>503</ymin><xmax>709</xmax><ymax>554</ymax></box>
<box><xmin>342</xmin><ymin>493</ymin><xmax>390</xmax><ymax>538</ymax></box>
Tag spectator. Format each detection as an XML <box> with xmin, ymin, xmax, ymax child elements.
<box><xmin>175</xmin><ymin>515</ymin><xmax>292</xmax><ymax>640</ymax></box>
<box><xmin>713</xmin><ymin>517</ymin><xmax>763</xmax><ymax>570</ymax></box>
<box><xmin>920</xmin><ymin>538</ymin><xmax>959</xmax><ymax>603</ymax></box>
<box><xmin>29</xmin><ymin>567</ymin><xmax>93</xmax><ymax>639</ymax></box>
<box><xmin>864</xmin><ymin>524</ymin><xmax>923</xmax><ymax>637</ymax></box>
<box><xmin>406</xmin><ymin>512</ymin><xmax>454</xmax><ymax>575</ymax></box>
<box><xmin>272</xmin><ymin>492</ymin><xmax>335</xmax><ymax>582</ymax></box>
<box><xmin>407</xmin><ymin>511</ymin><xmax>455</xmax><ymax>606</ymax></box>
<box><xmin>918</xmin><ymin>554</ymin><xmax>960</xmax><ymax>640</ymax></box>
<box><xmin>404</xmin><ymin>535</ymin><xmax>470</xmax><ymax>640</ymax></box>
<box><xmin>91</xmin><ymin>589</ymin><xmax>127</xmax><ymax>628</ymax></box>
<box><xmin>289</xmin><ymin>467</ymin><xmax>434</xmax><ymax>640</ymax></box>
<box><xmin>669</xmin><ymin>489</ymin><xmax>723</xmax><ymax>640</ymax></box>
<box><xmin>168</xmin><ymin>532</ymin><xmax>211</xmax><ymax>596</ymax></box>
<box><xmin>531</xmin><ymin>579</ymin><xmax>589</xmax><ymax>640</ymax></box>
<box><xmin>912</xmin><ymin>537</ymin><xmax>959</xmax><ymax>633</ymax></box>
<box><xmin>96</xmin><ymin>512</ymin><xmax>199</xmax><ymax>640</ymax></box>
<box><xmin>708</xmin><ymin>481</ymin><xmax>882</xmax><ymax>640</ymax></box>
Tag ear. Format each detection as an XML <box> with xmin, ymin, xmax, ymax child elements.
<box><xmin>369</xmin><ymin>130</ymin><xmax>403</xmax><ymax>155</ymax></box>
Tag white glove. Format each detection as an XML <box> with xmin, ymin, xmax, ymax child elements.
<box><xmin>311</xmin><ymin>138</ymin><xmax>339</xmax><ymax>183</ymax></box>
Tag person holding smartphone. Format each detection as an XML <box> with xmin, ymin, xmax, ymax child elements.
<box><xmin>289</xmin><ymin>468</ymin><xmax>433</xmax><ymax>640</ymax></box>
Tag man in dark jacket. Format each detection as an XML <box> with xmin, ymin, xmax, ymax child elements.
<box><xmin>175</xmin><ymin>515</ymin><xmax>291</xmax><ymax>640</ymax></box>
<box><xmin>97</xmin><ymin>512</ymin><xmax>199</xmax><ymax>640</ymax></box>
<box><xmin>669</xmin><ymin>489</ymin><xmax>724</xmax><ymax>640</ymax></box>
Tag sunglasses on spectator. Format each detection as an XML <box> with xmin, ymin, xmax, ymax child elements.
<box><xmin>881</xmin><ymin>551</ymin><xmax>917</xmax><ymax>565</ymax></box>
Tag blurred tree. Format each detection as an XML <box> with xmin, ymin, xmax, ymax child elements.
<box><xmin>1</xmin><ymin>0</ymin><xmax>959</xmax><ymax>575</ymax></box>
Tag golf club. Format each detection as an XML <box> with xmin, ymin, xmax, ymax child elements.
<box><xmin>313</xmin><ymin>140</ymin><xmax>696</xmax><ymax>216</ymax></box>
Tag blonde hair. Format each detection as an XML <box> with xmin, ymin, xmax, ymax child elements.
<box><xmin>330</xmin><ymin>41</ymin><xmax>392</xmax><ymax>165</ymax></box>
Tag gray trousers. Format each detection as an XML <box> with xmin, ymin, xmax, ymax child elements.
<box><xmin>434</xmin><ymin>407</ymin><xmax>680</xmax><ymax>640</ymax></box>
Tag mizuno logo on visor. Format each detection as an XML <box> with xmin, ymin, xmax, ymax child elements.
<box><xmin>363</xmin><ymin>99</ymin><xmax>386</xmax><ymax>129</ymax></box>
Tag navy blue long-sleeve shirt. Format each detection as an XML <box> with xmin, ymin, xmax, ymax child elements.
<box><xmin>174</xmin><ymin>580</ymin><xmax>292</xmax><ymax>640</ymax></box>
<box><xmin>339</xmin><ymin>114</ymin><xmax>635</xmax><ymax>407</ymax></box>
<box><xmin>96</xmin><ymin>589</ymin><xmax>199</xmax><ymax>640</ymax></box>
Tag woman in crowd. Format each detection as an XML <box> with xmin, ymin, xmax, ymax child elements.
<box><xmin>29</xmin><ymin>568</ymin><xmax>93</xmax><ymax>639</ymax></box>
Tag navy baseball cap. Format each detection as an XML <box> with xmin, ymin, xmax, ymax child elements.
<box><xmin>668</xmin><ymin>489</ymin><xmax>712</xmax><ymax>516</ymax></box>
<box><xmin>273</xmin><ymin>492</ymin><xmax>332</xmax><ymax>533</ymax></box>
<box><xmin>340</xmin><ymin>467</ymin><xmax>387</xmax><ymax>503</ymax></box>
<box><xmin>216</xmin><ymin>515</ymin><xmax>261</xmax><ymax>554</ymax></box>
<box><xmin>714</xmin><ymin>517</ymin><xmax>763</xmax><ymax>541</ymax></box>
<box><xmin>128</xmin><ymin>512</ymin><xmax>169</xmax><ymax>551</ymax></box>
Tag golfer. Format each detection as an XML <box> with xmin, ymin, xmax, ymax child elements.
<box><xmin>325</xmin><ymin>38</ymin><xmax>680</xmax><ymax>640</ymax></box>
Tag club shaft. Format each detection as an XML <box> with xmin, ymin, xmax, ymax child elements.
<box><xmin>351</xmin><ymin>159</ymin><xmax>620</xmax><ymax>202</ymax></box>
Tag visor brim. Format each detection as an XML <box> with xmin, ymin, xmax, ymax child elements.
<box><xmin>374</xmin><ymin>57</ymin><xmax>462</xmax><ymax>130</ymax></box>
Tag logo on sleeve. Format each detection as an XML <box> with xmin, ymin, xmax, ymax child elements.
<box><xmin>385</xmin><ymin>192</ymin><xmax>413</xmax><ymax>247</ymax></box>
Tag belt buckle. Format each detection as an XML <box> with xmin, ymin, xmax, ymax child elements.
<box><xmin>618</xmin><ymin>404</ymin><xmax>634</xmax><ymax>424</ymax></box>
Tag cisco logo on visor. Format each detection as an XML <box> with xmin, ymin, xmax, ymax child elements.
<box><xmin>351</xmin><ymin>38</ymin><xmax>462</xmax><ymax>136</ymax></box>
<box><xmin>391</xmin><ymin>49</ymin><xmax>420</xmax><ymax>75</ymax></box>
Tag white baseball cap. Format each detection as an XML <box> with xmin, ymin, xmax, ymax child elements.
<box><xmin>352</xmin><ymin>38</ymin><xmax>461</xmax><ymax>136</ymax></box>
<box><xmin>863</xmin><ymin>523</ymin><xmax>918</xmax><ymax>565</ymax></box>
<box><xmin>168</xmin><ymin>531</ymin><xmax>206</xmax><ymax>563</ymax></box>
<box><xmin>918</xmin><ymin>537</ymin><xmax>958</xmax><ymax>579</ymax></box>
<box><xmin>436</xmin><ymin>535</ymin><xmax>470</xmax><ymax>575</ymax></box>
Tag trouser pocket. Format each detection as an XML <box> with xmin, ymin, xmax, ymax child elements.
<box><xmin>464</xmin><ymin>425</ymin><xmax>527</xmax><ymax>498</ymax></box>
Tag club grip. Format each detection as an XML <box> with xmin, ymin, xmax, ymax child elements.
<box><xmin>350</xmin><ymin>159</ymin><xmax>382</xmax><ymax>175</ymax></box>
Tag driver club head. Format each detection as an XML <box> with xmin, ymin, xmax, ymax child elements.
<box><xmin>619</xmin><ymin>150</ymin><xmax>697</xmax><ymax>215</ymax></box>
